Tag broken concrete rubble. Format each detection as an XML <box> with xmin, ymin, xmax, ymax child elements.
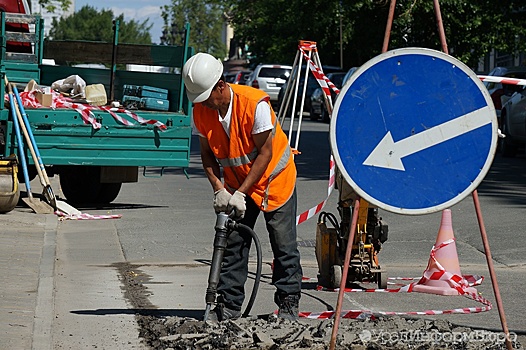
<box><xmin>138</xmin><ymin>314</ymin><xmax>522</xmax><ymax>349</ymax></box>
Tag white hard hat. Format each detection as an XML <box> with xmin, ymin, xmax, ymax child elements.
<box><xmin>182</xmin><ymin>53</ymin><xmax>224</xmax><ymax>103</ymax></box>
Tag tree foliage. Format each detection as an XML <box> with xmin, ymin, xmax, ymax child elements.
<box><xmin>388</xmin><ymin>0</ymin><xmax>526</xmax><ymax>68</ymax></box>
<box><xmin>33</xmin><ymin>0</ymin><xmax>72</xmax><ymax>13</ymax></box>
<box><xmin>160</xmin><ymin>0</ymin><xmax>226</xmax><ymax>59</ymax></box>
<box><xmin>223</xmin><ymin>0</ymin><xmax>526</xmax><ymax>70</ymax></box>
<box><xmin>48</xmin><ymin>5</ymin><xmax>152</xmax><ymax>44</ymax></box>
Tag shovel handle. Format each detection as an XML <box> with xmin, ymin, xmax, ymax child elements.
<box><xmin>12</xmin><ymin>97</ymin><xmax>46</xmax><ymax>186</ymax></box>
<box><xmin>12</xmin><ymin>85</ymin><xmax>54</xmax><ymax>188</ymax></box>
<box><xmin>9</xmin><ymin>83</ymin><xmax>56</xmax><ymax>209</ymax></box>
<box><xmin>7</xmin><ymin>90</ymin><xmax>33</xmax><ymax>196</ymax></box>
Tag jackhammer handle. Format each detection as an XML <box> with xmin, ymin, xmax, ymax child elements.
<box><xmin>205</xmin><ymin>213</ymin><xmax>231</xmax><ymax>304</ymax></box>
<box><xmin>205</xmin><ymin>231</ymin><xmax>228</xmax><ymax>303</ymax></box>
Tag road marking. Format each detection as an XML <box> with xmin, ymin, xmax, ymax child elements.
<box><xmin>363</xmin><ymin>106</ymin><xmax>492</xmax><ymax>171</ymax></box>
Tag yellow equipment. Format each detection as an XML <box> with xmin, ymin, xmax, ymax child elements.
<box><xmin>315</xmin><ymin>170</ymin><xmax>388</xmax><ymax>289</ymax></box>
<box><xmin>0</xmin><ymin>155</ymin><xmax>20</xmax><ymax>213</ymax></box>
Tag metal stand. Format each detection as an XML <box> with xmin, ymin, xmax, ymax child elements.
<box><xmin>277</xmin><ymin>41</ymin><xmax>335</xmax><ymax>151</ymax></box>
<box><xmin>329</xmin><ymin>1</ymin><xmax>513</xmax><ymax>350</ymax></box>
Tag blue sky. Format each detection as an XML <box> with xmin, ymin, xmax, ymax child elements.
<box><xmin>75</xmin><ymin>0</ymin><xmax>171</xmax><ymax>43</ymax></box>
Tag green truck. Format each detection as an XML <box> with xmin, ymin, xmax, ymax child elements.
<box><xmin>0</xmin><ymin>13</ymin><xmax>193</xmax><ymax>210</ymax></box>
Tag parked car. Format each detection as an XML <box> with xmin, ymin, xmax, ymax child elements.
<box><xmin>310</xmin><ymin>67</ymin><xmax>359</xmax><ymax>122</ymax></box>
<box><xmin>246</xmin><ymin>64</ymin><xmax>292</xmax><ymax>107</ymax></box>
<box><xmin>499</xmin><ymin>84</ymin><xmax>526</xmax><ymax>157</ymax></box>
<box><xmin>341</xmin><ymin>66</ymin><xmax>360</xmax><ymax>87</ymax></box>
<box><xmin>309</xmin><ymin>72</ymin><xmax>346</xmax><ymax>121</ymax></box>
<box><xmin>277</xmin><ymin>65</ymin><xmax>343</xmax><ymax>117</ymax></box>
<box><xmin>225</xmin><ymin>70</ymin><xmax>251</xmax><ymax>85</ymax></box>
<box><xmin>482</xmin><ymin>66</ymin><xmax>526</xmax><ymax>120</ymax></box>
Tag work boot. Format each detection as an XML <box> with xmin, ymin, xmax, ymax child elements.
<box><xmin>275</xmin><ymin>293</ymin><xmax>300</xmax><ymax>321</ymax></box>
<box><xmin>206</xmin><ymin>303</ymin><xmax>241</xmax><ymax>322</ymax></box>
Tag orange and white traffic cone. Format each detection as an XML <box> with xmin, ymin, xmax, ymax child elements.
<box><xmin>412</xmin><ymin>209</ymin><xmax>477</xmax><ymax>296</ymax></box>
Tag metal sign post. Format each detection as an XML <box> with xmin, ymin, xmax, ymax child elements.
<box><xmin>328</xmin><ymin>2</ymin><xmax>512</xmax><ymax>349</ymax></box>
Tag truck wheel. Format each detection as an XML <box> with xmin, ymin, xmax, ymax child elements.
<box><xmin>377</xmin><ymin>271</ymin><xmax>388</xmax><ymax>289</ymax></box>
<box><xmin>17</xmin><ymin>164</ymin><xmax>37</xmax><ymax>184</ymax></box>
<box><xmin>330</xmin><ymin>265</ymin><xmax>343</xmax><ymax>289</ymax></box>
<box><xmin>96</xmin><ymin>183</ymin><xmax>122</xmax><ymax>203</ymax></box>
<box><xmin>59</xmin><ymin>166</ymin><xmax>122</xmax><ymax>204</ymax></box>
<box><xmin>60</xmin><ymin>170</ymin><xmax>98</xmax><ymax>203</ymax></box>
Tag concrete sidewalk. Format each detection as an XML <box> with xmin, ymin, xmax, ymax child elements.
<box><xmin>0</xmin><ymin>205</ymin><xmax>145</xmax><ymax>350</ymax></box>
<box><xmin>0</xmin><ymin>208</ymin><xmax>57</xmax><ymax>350</ymax></box>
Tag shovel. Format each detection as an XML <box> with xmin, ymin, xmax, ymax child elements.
<box><xmin>9</xmin><ymin>81</ymin><xmax>81</xmax><ymax>215</ymax></box>
<box><xmin>7</xmin><ymin>91</ymin><xmax>53</xmax><ymax>214</ymax></box>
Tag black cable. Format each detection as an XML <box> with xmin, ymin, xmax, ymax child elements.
<box><xmin>231</xmin><ymin>222</ymin><xmax>263</xmax><ymax>318</ymax></box>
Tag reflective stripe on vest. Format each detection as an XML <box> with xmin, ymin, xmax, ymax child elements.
<box><xmin>218</xmin><ymin>147</ymin><xmax>258</xmax><ymax>168</ymax></box>
<box><xmin>262</xmin><ymin>144</ymin><xmax>291</xmax><ymax>210</ymax></box>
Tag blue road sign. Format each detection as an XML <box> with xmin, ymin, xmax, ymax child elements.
<box><xmin>330</xmin><ymin>48</ymin><xmax>497</xmax><ymax>215</ymax></box>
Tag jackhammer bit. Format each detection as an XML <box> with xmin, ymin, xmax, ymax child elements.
<box><xmin>203</xmin><ymin>212</ymin><xmax>231</xmax><ymax>321</ymax></box>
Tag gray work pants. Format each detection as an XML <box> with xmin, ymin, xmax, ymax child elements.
<box><xmin>217</xmin><ymin>189</ymin><xmax>302</xmax><ymax>311</ymax></box>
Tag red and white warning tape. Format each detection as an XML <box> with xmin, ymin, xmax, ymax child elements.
<box><xmin>292</xmin><ymin>43</ymin><xmax>341</xmax><ymax>226</ymax></box>
<box><xmin>99</xmin><ymin>106</ymin><xmax>167</xmax><ymax>130</ymax></box>
<box><xmin>298</xmin><ymin>239</ymin><xmax>492</xmax><ymax>319</ymax></box>
<box><xmin>478</xmin><ymin>75</ymin><xmax>526</xmax><ymax>86</ymax></box>
<box><xmin>300</xmin><ymin>283</ymin><xmax>491</xmax><ymax>319</ymax></box>
<box><xmin>299</xmin><ymin>46</ymin><xmax>341</xmax><ymax>99</ymax></box>
<box><xmin>7</xmin><ymin>91</ymin><xmax>161</xmax><ymax>220</ymax></box>
<box><xmin>296</xmin><ymin>155</ymin><xmax>335</xmax><ymax>225</ymax></box>
<box><xmin>13</xmin><ymin>90</ymin><xmax>167</xmax><ymax>131</ymax></box>
<box><xmin>55</xmin><ymin>210</ymin><xmax>122</xmax><ymax>221</ymax></box>
<box><xmin>314</xmin><ymin>274</ymin><xmax>483</xmax><ymax>293</ymax></box>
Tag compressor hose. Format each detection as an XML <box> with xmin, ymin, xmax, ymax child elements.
<box><xmin>204</xmin><ymin>213</ymin><xmax>263</xmax><ymax>320</ymax></box>
<box><xmin>229</xmin><ymin>221</ymin><xmax>263</xmax><ymax>317</ymax></box>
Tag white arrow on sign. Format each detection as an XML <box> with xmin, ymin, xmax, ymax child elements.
<box><xmin>363</xmin><ymin>106</ymin><xmax>492</xmax><ymax>171</ymax></box>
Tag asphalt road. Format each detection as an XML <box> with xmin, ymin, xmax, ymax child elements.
<box><xmin>25</xmin><ymin>118</ymin><xmax>526</xmax><ymax>348</ymax></box>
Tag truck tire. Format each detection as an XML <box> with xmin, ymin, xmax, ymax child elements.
<box><xmin>97</xmin><ymin>183</ymin><xmax>122</xmax><ymax>203</ymax></box>
<box><xmin>59</xmin><ymin>166</ymin><xmax>122</xmax><ymax>204</ymax></box>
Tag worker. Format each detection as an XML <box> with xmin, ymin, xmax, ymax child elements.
<box><xmin>182</xmin><ymin>52</ymin><xmax>302</xmax><ymax>321</ymax></box>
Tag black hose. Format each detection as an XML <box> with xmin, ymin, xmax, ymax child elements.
<box><xmin>230</xmin><ymin>222</ymin><xmax>263</xmax><ymax>318</ymax></box>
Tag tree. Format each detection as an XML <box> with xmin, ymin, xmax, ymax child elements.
<box><xmin>388</xmin><ymin>1</ymin><xmax>526</xmax><ymax>69</ymax></box>
<box><xmin>33</xmin><ymin>0</ymin><xmax>72</xmax><ymax>13</ymax></box>
<box><xmin>223</xmin><ymin>0</ymin><xmax>344</xmax><ymax>66</ymax></box>
<box><xmin>223</xmin><ymin>0</ymin><xmax>526</xmax><ymax>70</ymax></box>
<box><xmin>48</xmin><ymin>5</ymin><xmax>152</xmax><ymax>44</ymax></box>
<box><xmin>160</xmin><ymin>0</ymin><xmax>226</xmax><ymax>59</ymax></box>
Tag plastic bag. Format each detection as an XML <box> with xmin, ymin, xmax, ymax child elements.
<box><xmin>51</xmin><ymin>75</ymin><xmax>86</xmax><ymax>97</ymax></box>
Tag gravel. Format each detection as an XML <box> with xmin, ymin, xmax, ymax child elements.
<box><xmin>138</xmin><ymin>314</ymin><xmax>523</xmax><ymax>349</ymax></box>
<box><xmin>116</xmin><ymin>262</ymin><xmax>523</xmax><ymax>349</ymax></box>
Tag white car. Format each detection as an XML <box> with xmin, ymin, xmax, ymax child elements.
<box><xmin>246</xmin><ymin>64</ymin><xmax>292</xmax><ymax>106</ymax></box>
<box><xmin>500</xmin><ymin>85</ymin><xmax>526</xmax><ymax>156</ymax></box>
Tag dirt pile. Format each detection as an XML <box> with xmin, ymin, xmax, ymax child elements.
<box><xmin>138</xmin><ymin>314</ymin><xmax>522</xmax><ymax>349</ymax></box>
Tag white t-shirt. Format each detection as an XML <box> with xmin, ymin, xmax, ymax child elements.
<box><xmin>192</xmin><ymin>86</ymin><xmax>274</xmax><ymax>138</ymax></box>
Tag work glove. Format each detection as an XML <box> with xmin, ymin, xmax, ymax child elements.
<box><xmin>213</xmin><ymin>188</ymin><xmax>232</xmax><ymax>213</ymax></box>
<box><xmin>227</xmin><ymin>190</ymin><xmax>246</xmax><ymax>219</ymax></box>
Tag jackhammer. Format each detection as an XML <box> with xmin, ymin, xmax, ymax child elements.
<box><xmin>203</xmin><ymin>212</ymin><xmax>263</xmax><ymax>321</ymax></box>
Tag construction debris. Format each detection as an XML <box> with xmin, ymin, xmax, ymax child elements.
<box><xmin>138</xmin><ymin>314</ymin><xmax>522</xmax><ymax>349</ymax></box>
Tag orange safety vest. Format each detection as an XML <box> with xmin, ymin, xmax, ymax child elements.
<box><xmin>193</xmin><ymin>84</ymin><xmax>296</xmax><ymax>211</ymax></box>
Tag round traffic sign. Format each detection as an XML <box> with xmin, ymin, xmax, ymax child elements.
<box><xmin>330</xmin><ymin>48</ymin><xmax>497</xmax><ymax>215</ymax></box>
